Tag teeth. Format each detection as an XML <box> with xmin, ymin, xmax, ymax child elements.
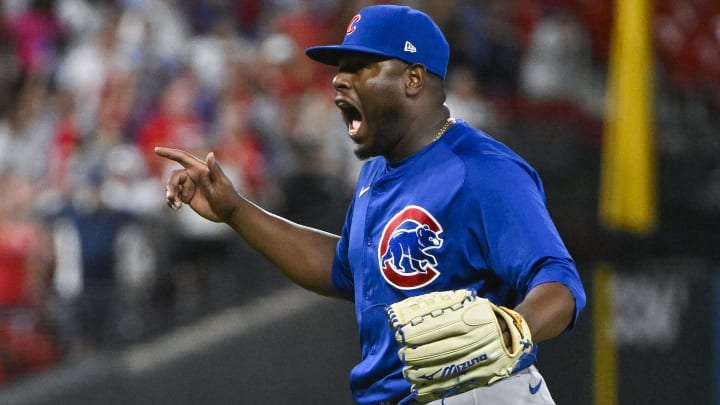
<box><xmin>349</xmin><ymin>119</ymin><xmax>361</xmax><ymax>136</ymax></box>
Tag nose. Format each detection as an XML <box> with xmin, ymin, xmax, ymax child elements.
<box><xmin>332</xmin><ymin>71</ymin><xmax>351</xmax><ymax>90</ymax></box>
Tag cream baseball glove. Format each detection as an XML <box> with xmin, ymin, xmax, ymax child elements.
<box><xmin>386</xmin><ymin>289</ymin><xmax>533</xmax><ymax>403</ymax></box>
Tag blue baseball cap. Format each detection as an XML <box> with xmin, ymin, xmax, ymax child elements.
<box><xmin>305</xmin><ymin>5</ymin><xmax>450</xmax><ymax>78</ymax></box>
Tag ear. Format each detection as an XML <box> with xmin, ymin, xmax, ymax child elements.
<box><xmin>405</xmin><ymin>64</ymin><xmax>426</xmax><ymax>96</ymax></box>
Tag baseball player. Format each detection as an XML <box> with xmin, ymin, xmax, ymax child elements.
<box><xmin>156</xmin><ymin>5</ymin><xmax>586</xmax><ymax>405</ymax></box>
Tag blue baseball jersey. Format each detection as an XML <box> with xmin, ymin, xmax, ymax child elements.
<box><xmin>330</xmin><ymin>119</ymin><xmax>586</xmax><ymax>404</ymax></box>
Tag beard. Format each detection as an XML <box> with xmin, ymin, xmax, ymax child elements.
<box><xmin>352</xmin><ymin>108</ymin><xmax>403</xmax><ymax>161</ymax></box>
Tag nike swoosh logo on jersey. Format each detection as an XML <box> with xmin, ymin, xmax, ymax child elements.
<box><xmin>359</xmin><ymin>186</ymin><xmax>371</xmax><ymax>197</ymax></box>
<box><xmin>529</xmin><ymin>380</ymin><xmax>543</xmax><ymax>395</ymax></box>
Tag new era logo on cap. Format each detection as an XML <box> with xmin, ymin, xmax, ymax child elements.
<box><xmin>305</xmin><ymin>5</ymin><xmax>450</xmax><ymax>78</ymax></box>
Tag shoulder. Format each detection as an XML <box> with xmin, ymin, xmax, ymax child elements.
<box><xmin>440</xmin><ymin>120</ymin><xmax>541</xmax><ymax>187</ymax></box>
<box><xmin>444</xmin><ymin>121</ymin><xmax>520</xmax><ymax>160</ymax></box>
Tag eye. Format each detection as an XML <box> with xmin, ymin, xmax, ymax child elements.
<box><xmin>339</xmin><ymin>59</ymin><xmax>371</xmax><ymax>73</ymax></box>
<box><xmin>338</xmin><ymin>54</ymin><xmax>387</xmax><ymax>73</ymax></box>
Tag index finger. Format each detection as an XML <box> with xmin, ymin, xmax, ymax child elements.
<box><xmin>155</xmin><ymin>147</ymin><xmax>206</xmax><ymax>169</ymax></box>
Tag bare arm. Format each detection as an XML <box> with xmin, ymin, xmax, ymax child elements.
<box><xmin>514</xmin><ymin>282</ymin><xmax>576</xmax><ymax>343</ymax></box>
<box><xmin>155</xmin><ymin>147</ymin><xmax>341</xmax><ymax>297</ymax></box>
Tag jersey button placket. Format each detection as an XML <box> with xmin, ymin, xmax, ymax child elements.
<box><xmin>364</xmin><ymin>236</ymin><xmax>373</xmax><ymax>301</ymax></box>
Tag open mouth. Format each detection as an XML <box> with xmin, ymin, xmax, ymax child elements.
<box><xmin>337</xmin><ymin>101</ymin><xmax>363</xmax><ymax>137</ymax></box>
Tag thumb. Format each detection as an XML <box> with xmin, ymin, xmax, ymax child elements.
<box><xmin>206</xmin><ymin>152</ymin><xmax>226</xmax><ymax>182</ymax></box>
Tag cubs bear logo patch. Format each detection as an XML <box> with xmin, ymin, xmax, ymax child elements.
<box><xmin>378</xmin><ymin>205</ymin><xmax>443</xmax><ymax>289</ymax></box>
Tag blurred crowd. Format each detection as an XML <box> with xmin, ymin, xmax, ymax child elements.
<box><xmin>0</xmin><ymin>0</ymin><xmax>718</xmax><ymax>387</ymax></box>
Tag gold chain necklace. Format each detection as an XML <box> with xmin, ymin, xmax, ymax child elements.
<box><xmin>433</xmin><ymin>118</ymin><xmax>456</xmax><ymax>142</ymax></box>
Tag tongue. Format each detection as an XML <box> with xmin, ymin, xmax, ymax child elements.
<box><xmin>349</xmin><ymin>119</ymin><xmax>361</xmax><ymax>136</ymax></box>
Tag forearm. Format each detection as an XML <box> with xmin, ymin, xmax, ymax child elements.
<box><xmin>226</xmin><ymin>197</ymin><xmax>341</xmax><ymax>297</ymax></box>
<box><xmin>514</xmin><ymin>282</ymin><xmax>576</xmax><ymax>343</ymax></box>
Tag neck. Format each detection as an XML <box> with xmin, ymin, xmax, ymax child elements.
<box><xmin>384</xmin><ymin>109</ymin><xmax>453</xmax><ymax>162</ymax></box>
<box><xmin>432</xmin><ymin>117</ymin><xmax>456</xmax><ymax>142</ymax></box>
